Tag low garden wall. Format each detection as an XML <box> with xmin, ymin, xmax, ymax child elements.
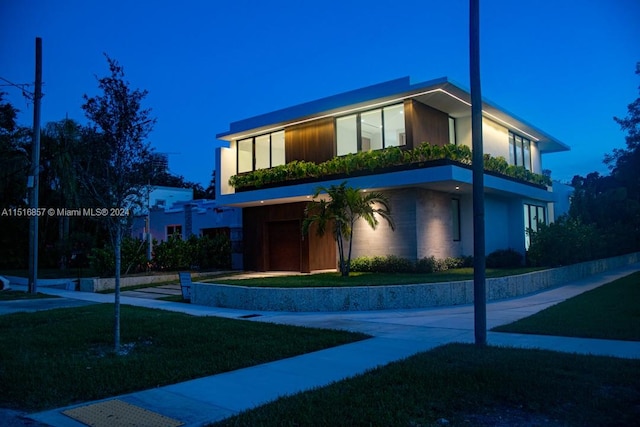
<box><xmin>191</xmin><ymin>252</ymin><xmax>640</xmax><ymax>312</ymax></box>
<box><xmin>79</xmin><ymin>272</ymin><xmax>222</xmax><ymax>293</ymax></box>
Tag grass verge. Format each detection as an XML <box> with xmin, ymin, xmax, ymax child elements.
<box><xmin>0</xmin><ymin>304</ymin><xmax>368</xmax><ymax>411</ymax></box>
<box><xmin>213</xmin><ymin>343</ymin><xmax>640</xmax><ymax>426</ymax></box>
<box><xmin>209</xmin><ymin>268</ymin><xmax>543</xmax><ymax>288</ymax></box>
<box><xmin>0</xmin><ymin>290</ymin><xmax>57</xmax><ymax>301</ymax></box>
<box><xmin>493</xmin><ymin>271</ymin><xmax>640</xmax><ymax>341</ymax></box>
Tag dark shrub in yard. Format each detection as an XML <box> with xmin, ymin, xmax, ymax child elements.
<box><xmin>527</xmin><ymin>216</ymin><xmax>602</xmax><ymax>267</ymax></box>
<box><xmin>486</xmin><ymin>249</ymin><xmax>523</xmax><ymax>268</ymax></box>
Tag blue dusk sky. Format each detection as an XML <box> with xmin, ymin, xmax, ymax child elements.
<box><xmin>1</xmin><ymin>0</ymin><xmax>639</xmax><ymax>187</ymax></box>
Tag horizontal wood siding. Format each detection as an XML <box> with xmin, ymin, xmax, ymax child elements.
<box><xmin>406</xmin><ymin>99</ymin><xmax>450</xmax><ymax>148</ymax></box>
<box><xmin>285</xmin><ymin>117</ymin><xmax>335</xmax><ymax>164</ymax></box>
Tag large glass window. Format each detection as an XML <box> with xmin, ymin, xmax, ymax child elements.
<box><xmin>384</xmin><ymin>104</ymin><xmax>406</xmax><ymax>147</ymax></box>
<box><xmin>336</xmin><ymin>103</ymin><xmax>405</xmax><ymax>155</ymax></box>
<box><xmin>448</xmin><ymin>116</ymin><xmax>456</xmax><ymax>145</ymax></box>
<box><xmin>238</xmin><ymin>138</ymin><xmax>253</xmax><ymax>173</ymax></box>
<box><xmin>271</xmin><ymin>131</ymin><xmax>285</xmax><ymax>167</ymax></box>
<box><xmin>255</xmin><ymin>134</ymin><xmax>271</xmax><ymax>170</ymax></box>
<box><xmin>360</xmin><ymin>110</ymin><xmax>383</xmax><ymax>151</ymax></box>
<box><xmin>236</xmin><ymin>131</ymin><xmax>286</xmax><ymax>173</ymax></box>
<box><xmin>336</xmin><ymin>115</ymin><xmax>358</xmax><ymax>156</ymax></box>
<box><xmin>524</xmin><ymin>203</ymin><xmax>546</xmax><ymax>249</ymax></box>
<box><xmin>509</xmin><ymin>131</ymin><xmax>532</xmax><ymax>171</ymax></box>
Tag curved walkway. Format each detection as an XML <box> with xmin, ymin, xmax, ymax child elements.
<box><xmin>2</xmin><ymin>264</ymin><xmax>639</xmax><ymax>426</ymax></box>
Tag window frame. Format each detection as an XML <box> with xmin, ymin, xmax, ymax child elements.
<box><xmin>509</xmin><ymin>131</ymin><xmax>532</xmax><ymax>171</ymax></box>
<box><xmin>236</xmin><ymin>130</ymin><xmax>285</xmax><ymax>173</ymax></box>
<box><xmin>335</xmin><ymin>103</ymin><xmax>405</xmax><ymax>155</ymax></box>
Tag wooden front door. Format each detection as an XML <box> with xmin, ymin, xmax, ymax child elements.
<box><xmin>267</xmin><ymin>220</ymin><xmax>301</xmax><ymax>271</ymax></box>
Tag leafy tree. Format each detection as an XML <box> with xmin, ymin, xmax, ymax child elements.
<box><xmin>80</xmin><ymin>55</ymin><xmax>155</xmax><ymax>353</ymax></box>
<box><xmin>38</xmin><ymin>118</ymin><xmax>101</xmax><ymax>268</ymax></box>
<box><xmin>530</xmin><ymin>63</ymin><xmax>640</xmax><ymax>265</ymax></box>
<box><xmin>303</xmin><ymin>181</ymin><xmax>395</xmax><ymax>276</ymax></box>
<box><xmin>204</xmin><ymin>169</ymin><xmax>216</xmax><ymax>199</ymax></box>
<box><xmin>606</xmin><ymin>62</ymin><xmax>640</xmax><ymax>200</ymax></box>
<box><xmin>0</xmin><ymin>92</ymin><xmax>30</xmax><ymax>208</ymax></box>
<box><xmin>0</xmin><ymin>93</ymin><xmax>31</xmax><ymax>268</ymax></box>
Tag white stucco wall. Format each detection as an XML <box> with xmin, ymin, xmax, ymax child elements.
<box><xmin>219</xmin><ymin>144</ymin><xmax>236</xmax><ymax>196</ymax></box>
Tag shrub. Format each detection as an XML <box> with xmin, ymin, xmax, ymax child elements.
<box><xmin>486</xmin><ymin>249</ymin><xmax>523</xmax><ymax>268</ymax></box>
<box><xmin>153</xmin><ymin>234</ymin><xmax>232</xmax><ymax>272</ymax></box>
<box><xmin>527</xmin><ymin>216</ymin><xmax>602</xmax><ymax>267</ymax></box>
<box><xmin>88</xmin><ymin>237</ymin><xmax>148</xmax><ymax>276</ymax></box>
<box><xmin>350</xmin><ymin>254</ymin><xmax>473</xmax><ymax>274</ymax></box>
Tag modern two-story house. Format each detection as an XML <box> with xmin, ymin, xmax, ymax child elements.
<box><xmin>215</xmin><ymin>77</ymin><xmax>569</xmax><ymax>272</ymax></box>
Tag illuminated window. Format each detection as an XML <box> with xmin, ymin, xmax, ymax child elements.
<box><xmin>336</xmin><ymin>103</ymin><xmax>405</xmax><ymax>155</ymax></box>
<box><xmin>524</xmin><ymin>203</ymin><xmax>546</xmax><ymax>249</ymax></box>
<box><xmin>448</xmin><ymin>117</ymin><xmax>456</xmax><ymax>145</ymax></box>
<box><xmin>509</xmin><ymin>131</ymin><xmax>532</xmax><ymax>171</ymax></box>
<box><xmin>236</xmin><ymin>130</ymin><xmax>286</xmax><ymax>173</ymax></box>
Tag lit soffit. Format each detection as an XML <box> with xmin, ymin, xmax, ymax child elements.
<box><xmin>226</xmin><ymin>88</ymin><xmax>540</xmax><ymax>143</ymax></box>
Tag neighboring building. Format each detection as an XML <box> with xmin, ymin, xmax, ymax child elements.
<box><xmin>131</xmin><ymin>197</ymin><xmax>243</xmax><ymax>269</ymax></box>
<box><xmin>146</xmin><ymin>186</ymin><xmax>194</xmax><ymax>211</ymax></box>
<box><xmin>215</xmin><ymin>77</ymin><xmax>570</xmax><ymax>272</ymax></box>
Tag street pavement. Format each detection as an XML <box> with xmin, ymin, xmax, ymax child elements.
<box><xmin>1</xmin><ymin>264</ymin><xmax>639</xmax><ymax>426</ymax></box>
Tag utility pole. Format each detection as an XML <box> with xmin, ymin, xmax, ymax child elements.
<box><xmin>470</xmin><ymin>0</ymin><xmax>486</xmax><ymax>346</ymax></box>
<box><xmin>28</xmin><ymin>37</ymin><xmax>43</xmax><ymax>294</ymax></box>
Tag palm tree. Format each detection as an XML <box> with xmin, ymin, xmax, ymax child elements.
<box><xmin>303</xmin><ymin>181</ymin><xmax>395</xmax><ymax>276</ymax></box>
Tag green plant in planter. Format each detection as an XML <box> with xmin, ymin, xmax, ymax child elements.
<box><xmin>229</xmin><ymin>142</ymin><xmax>552</xmax><ymax>190</ymax></box>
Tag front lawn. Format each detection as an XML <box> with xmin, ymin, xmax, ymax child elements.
<box><xmin>213</xmin><ymin>343</ymin><xmax>640</xmax><ymax>426</ymax></box>
<box><xmin>209</xmin><ymin>267</ymin><xmax>543</xmax><ymax>288</ymax></box>
<box><xmin>493</xmin><ymin>271</ymin><xmax>640</xmax><ymax>341</ymax></box>
<box><xmin>0</xmin><ymin>290</ymin><xmax>56</xmax><ymax>301</ymax></box>
<box><xmin>0</xmin><ymin>304</ymin><xmax>368</xmax><ymax>411</ymax></box>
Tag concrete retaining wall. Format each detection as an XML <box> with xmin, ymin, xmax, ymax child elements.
<box><xmin>79</xmin><ymin>272</ymin><xmax>224</xmax><ymax>293</ymax></box>
<box><xmin>191</xmin><ymin>253</ymin><xmax>640</xmax><ymax>312</ymax></box>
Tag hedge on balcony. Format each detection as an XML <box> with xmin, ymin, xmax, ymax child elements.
<box><xmin>228</xmin><ymin>142</ymin><xmax>552</xmax><ymax>190</ymax></box>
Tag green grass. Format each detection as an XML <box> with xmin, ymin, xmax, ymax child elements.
<box><xmin>209</xmin><ymin>267</ymin><xmax>543</xmax><ymax>288</ymax></box>
<box><xmin>213</xmin><ymin>343</ymin><xmax>640</xmax><ymax>426</ymax></box>
<box><xmin>0</xmin><ymin>304</ymin><xmax>368</xmax><ymax>411</ymax></box>
<box><xmin>0</xmin><ymin>268</ymin><xmax>98</xmax><ymax>279</ymax></box>
<box><xmin>493</xmin><ymin>272</ymin><xmax>640</xmax><ymax>341</ymax></box>
<box><xmin>0</xmin><ymin>290</ymin><xmax>57</xmax><ymax>301</ymax></box>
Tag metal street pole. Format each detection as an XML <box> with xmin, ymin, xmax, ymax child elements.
<box><xmin>28</xmin><ymin>37</ymin><xmax>43</xmax><ymax>294</ymax></box>
<box><xmin>470</xmin><ymin>0</ymin><xmax>487</xmax><ymax>346</ymax></box>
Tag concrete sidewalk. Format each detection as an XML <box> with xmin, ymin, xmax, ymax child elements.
<box><xmin>8</xmin><ymin>264</ymin><xmax>640</xmax><ymax>426</ymax></box>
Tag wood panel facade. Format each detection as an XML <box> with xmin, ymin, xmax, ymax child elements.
<box><xmin>243</xmin><ymin>202</ymin><xmax>336</xmax><ymax>272</ymax></box>
<box><xmin>285</xmin><ymin>117</ymin><xmax>335</xmax><ymax>164</ymax></box>
<box><xmin>405</xmin><ymin>99</ymin><xmax>450</xmax><ymax>148</ymax></box>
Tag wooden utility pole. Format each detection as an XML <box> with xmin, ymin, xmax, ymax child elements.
<box><xmin>470</xmin><ymin>0</ymin><xmax>487</xmax><ymax>346</ymax></box>
<box><xmin>28</xmin><ymin>37</ymin><xmax>43</xmax><ymax>294</ymax></box>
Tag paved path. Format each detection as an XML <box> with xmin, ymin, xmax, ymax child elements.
<box><xmin>2</xmin><ymin>264</ymin><xmax>638</xmax><ymax>426</ymax></box>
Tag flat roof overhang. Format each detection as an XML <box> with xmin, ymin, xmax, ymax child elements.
<box><xmin>216</xmin><ymin>77</ymin><xmax>569</xmax><ymax>155</ymax></box>
<box><xmin>217</xmin><ymin>164</ymin><xmax>555</xmax><ymax>208</ymax></box>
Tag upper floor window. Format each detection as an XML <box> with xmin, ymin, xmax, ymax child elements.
<box><xmin>509</xmin><ymin>131</ymin><xmax>532</xmax><ymax>171</ymax></box>
<box><xmin>448</xmin><ymin>116</ymin><xmax>456</xmax><ymax>145</ymax></box>
<box><xmin>237</xmin><ymin>130</ymin><xmax>285</xmax><ymax>173</ymax></box>
<box><xmin>336</xmin><ymin>104</ymin><xmax>405</xmax><ymax>156</ymax></box>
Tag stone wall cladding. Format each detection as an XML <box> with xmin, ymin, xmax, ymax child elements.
<box><xmin>191</xmin><ymin>253</ymin><xmax>640</xmax><ymax>312</ymax></box>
